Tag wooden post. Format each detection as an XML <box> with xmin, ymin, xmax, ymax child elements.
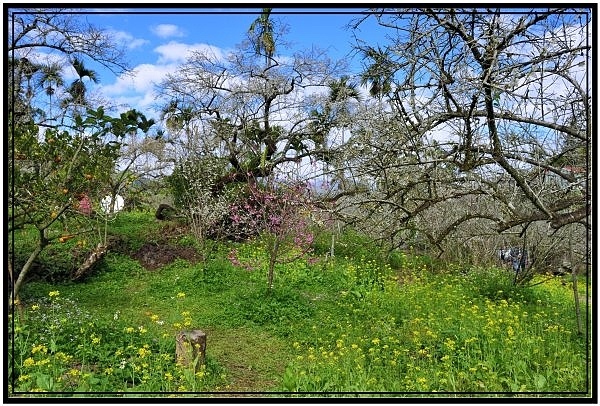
<box><xmin>571</xmin><ymin>266</ymin><xmax>582</xmax><ymax>335</ymax></box>
<box><xmin>568</xmin><ymin>239</ymin><xmax>583</xmax><ymax>335</ymax></box>
<box><xmin>175</xmin><ymin>330</ymin><xmax>206</xmax><ymax>371</ymax></box>
<box><xmin>330</xmin><ymin>232</ymin><xmax>335</xmax><ymax>258</ymax></box>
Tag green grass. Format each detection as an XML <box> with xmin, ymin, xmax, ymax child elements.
<box><xmin>9</xmin><ymin>211</ymin><xmax>592</xmax><ymax>398</ymax></box>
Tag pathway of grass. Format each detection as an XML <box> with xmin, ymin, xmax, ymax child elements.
<box><xmin>32</xmin><ymin>250</ymin><xmax>295</xmax><ymax>393</ymax></box>
<box><xmin>203</xmin><ymin>326</ymin><xmax>291</xmax><ymax>393</ymax></box>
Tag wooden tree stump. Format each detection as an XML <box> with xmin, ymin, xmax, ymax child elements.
<box><xmin>175</xmin><ymin>330</ymin><xmax>206</xmax><ymax>371</ymax></box>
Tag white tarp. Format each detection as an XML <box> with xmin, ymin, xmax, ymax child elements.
<box><xmin>100</xmin><ymin>194</ymin><xmax>125</xmax><ymax>214</ymax></box>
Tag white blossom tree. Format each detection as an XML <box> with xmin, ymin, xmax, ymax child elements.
<box><xmin>335</xmin><ymin>8</ymin><xmax>591</xmax><ymax>274</ymax></box>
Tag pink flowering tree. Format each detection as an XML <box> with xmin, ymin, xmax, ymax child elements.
<box><xmin>227</xmin><ymin>176</ymin><xmax>315</xmax><ymax>294</ymax></box>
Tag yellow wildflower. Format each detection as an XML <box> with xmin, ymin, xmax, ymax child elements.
<box><xmin>23</xmin><ymin>357</ymin><xmax>35</xmax><ymax>368</ymax></box>
<box><xmin>31</xmin><ymin>344</ymin><xmax>47</xmax><ymax>354</ymax></box>
<box><xmin>36</xmin><ymin>358</ymin><xmax>50</xmax><ymax>366</ymax></box>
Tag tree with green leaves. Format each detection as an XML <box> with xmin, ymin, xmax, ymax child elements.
<box><xmin>9</xmin><ymin>107</ymin><xmax>155</xmax><ymax>304</ymax></box>
<box><xmin>7</xmin><ymin>8</ymin><xmax>157</xmax><ymax>305</ymax></box>
<box><xmin>358</xmin><ymin>45</ymin><xmax>396</xmax><ymax>99</ymax></box>
<box><xmin>63</xmin><ymin>57</ymin><xmax>99</xmax><ymax>110</ymax></box>
<box><xmin>38</xmin><ymin>62</ymin><xmax>64</xmax><ymax>120</ymax></box>
<box><xmin>248</xmin><ymin>8</ymin><xmax>275</xmax><ymax>64</ymax></box>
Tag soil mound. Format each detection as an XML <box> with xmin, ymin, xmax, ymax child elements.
<box><xmin>132</xmin><ymin>242</ymin><xmax>199</xmax><ymax>270</ymax></box>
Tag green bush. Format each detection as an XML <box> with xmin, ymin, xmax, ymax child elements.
<box><xmin>460</xmin><ymin>266</ymin><xmax>546</xmax><ymax>303</ymax></box>
<box><xmin>193</xmin><ymin>258</ymin><xmax>238</xmax><ymax>293</ymax></box>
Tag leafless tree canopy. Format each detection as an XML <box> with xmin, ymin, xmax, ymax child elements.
<box><xmin>8</xmin><ymin>9</ymin><xmax>130</xmax><ymax>73</ymax></box>
<box><xmin>155</xmin><ymin>19</ymin><xmax>349</xmax><ymax>191</ymax></box>
<box><xmin>333</xmin><ymin>8</ymin><xmax>590</xmax><ymax>267</ymax></box>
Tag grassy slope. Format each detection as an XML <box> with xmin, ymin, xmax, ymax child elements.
<box><xmin>14</xmin><ymin>211</ymin><xmax>592</xmax><ymax>396</ymax></box>
<box><xmin>16</xmin><ymin>212</ymin><xmax>299</xmax><ymax>392</ymax></box>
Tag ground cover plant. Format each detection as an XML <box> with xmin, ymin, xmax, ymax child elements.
<box><xmin>8</xmin><ymin>211</ymin><xmax>591</xmax><ymax>398</ymax></box>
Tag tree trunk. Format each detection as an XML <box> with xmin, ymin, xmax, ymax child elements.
<box><xmin>569</xmin><ymin>239</ymin><xmax>583</xmax><ymax>335</ymax></box>
<box><xmin>175</xmin><ymin>330</ymin><xmax>206</xmax><ymax>371</ymax></box>
<box><xmin>71</xmin><ymin>242</ymin><xmax>109</xmax><ymax>281</ymax></box>
<box><xmin>9</xmin><ymin>230</ymin><xmax>47</xmax><ymax>308</ymax></box>
<box><xmin>267</xmin><ymin>238</ymin><xmax>280</xmax><ymax>293</ymax></box>
<box><xmin>330</xmin><ymin>233</ymin><xmax>335</xmax><ymax>258</ymax></box>
<box><xmin>571</xmin><ymin>267</ymin><xmax>582</xmax><ymax>335</ymax></box>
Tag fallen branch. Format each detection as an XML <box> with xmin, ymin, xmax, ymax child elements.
<box><xmin>71</xmin><ymin>242</ymin><xmax>110</xmax><ymax>281</ymax></box>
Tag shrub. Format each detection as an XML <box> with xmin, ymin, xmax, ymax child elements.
<box><xmin>313</xmin><ymin>227</ymin><xmax>384</xmax><ymax>264</ymax></box>
<box><xmin>227</xmin><ymin>178</ymin><xmax>316</xmax><ymax>293</ymax></box>
<box><xmin>461</xmin><ymin>266</ymin><xmax>543</xmax><ymax>302</ymax></box>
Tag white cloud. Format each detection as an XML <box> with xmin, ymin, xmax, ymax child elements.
<box><xmin>107</xmin><ymin>29</ymin><xmax>149</xmax><ymax>50</ymax></box>
<box><xmin>95</xmin><ymin>41</ymin><xmax>231</xmax><ymax>118</ymax></box>
<box><xmin>153</xmin><ymin>41</ymin><xmax>225</xmax><ymax>64</ymax></box>
<box><xmin>99</xmin><ymin>63</ymin><xmax>178</xmax><ymax>96</ymax></box>
<box><xmin>151</xmin><ymin>24</ymin><xmax>185</xmax><ymax>39</ymax></box>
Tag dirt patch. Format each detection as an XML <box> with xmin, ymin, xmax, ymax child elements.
<box><xmin>131</xmin><ymin>242</ymin><xmax>200</xmax><ymax>271</ymax></box>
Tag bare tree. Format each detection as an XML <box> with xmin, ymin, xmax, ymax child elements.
<box><xmin>339</xmin><ymin>8</ymin><xmax>590</xmax><ymax>270</ymax></box>
<box><xmin>8</xmin><ymin>9</ymin><xmax>130</xmax><ymax>73</ymax></box>
<box><xmin>155</xmin><ymin>13</ymin><xmax>347</xmax><ymax>193</ymax></box>
<box><xmin>8</xmin><ymin>8</ymin><xmax>132</xmax><ymax>126</ymax></box>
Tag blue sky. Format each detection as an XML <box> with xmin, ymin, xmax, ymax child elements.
<box><xmin>11</xmin><ymin>6</ymin><xmax>590</xmax><ymax>145</ymax></box>
<box><xmin>67</xmin><ymin>8</ymin><xmax>388</xmax><ymax>121</ymax></box>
